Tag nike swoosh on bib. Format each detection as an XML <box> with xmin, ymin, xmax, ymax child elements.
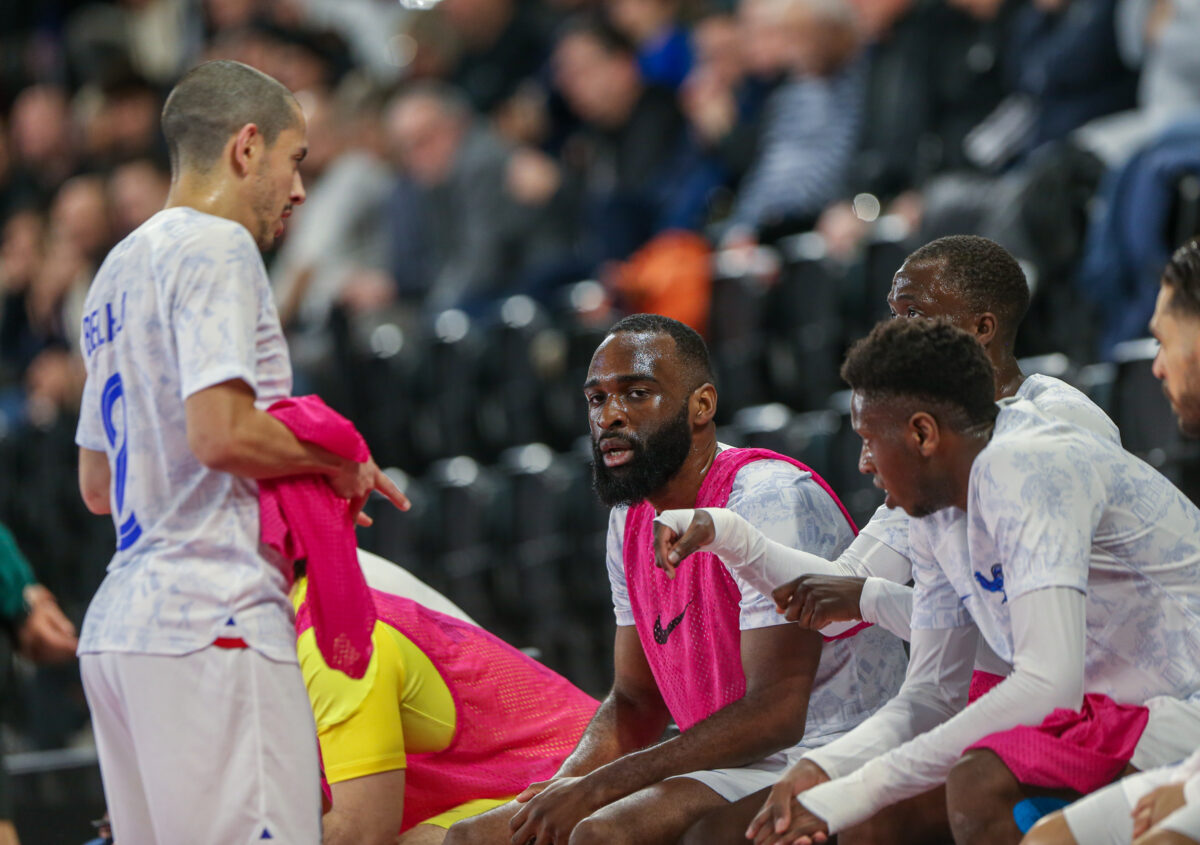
<box><xmin>653</xmin><ymin>600</ymin><xmax>693</xmax><ymax>645</ymax></box>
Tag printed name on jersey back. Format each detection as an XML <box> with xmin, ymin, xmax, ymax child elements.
<box><xmin>82</xmin><ymin>291</ymin><xmax>127</xmax><ymax>359</ymax></box>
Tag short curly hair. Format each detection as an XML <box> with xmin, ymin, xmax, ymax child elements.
<box><xmin>608</xmin><ymin>313</ymin><xmax>714</xmax><ymax>390</ymax></box>
<box><xmin>841</xmin><ymin>318</ymin><xmax>999</xmax><ymax>428</ymax></box>
<box><xmin>1163</xmin><ymin>238</ymin><xmax>1200</xmax><ymax>318</ymax></box>
<box><xmin>904</xmin><ymin>236</ymin><xmax>1031</xmax><ymax>343</ymax></box>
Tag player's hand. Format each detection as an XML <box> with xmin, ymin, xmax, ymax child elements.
<box><xmin>771</xmin><ymin>575</ymin><xmax>866</xmax><ymax>629</ymax></box>
<box><xmin>745</xmin><ymin>760</ymin><xmax>832</xmax><ymax>845</ymax></box>
<box><xmin>508</xmin><ymin>775</ymin><xmax>607</xmax><ymax>845</ymax></box>
<box><xmin>1133</xmin><ymin>830</ymin><xmax>1200</xmax><ymax>845</ymax></box>
<box><xmin>653</xmin><ymin>509</ymin><xmax>715</xmax><ymax>578</ymax></box>
<box><xmin>1132</xmin><ymin>783</ymin><xmax>1187</xmax><ymax>838</ymax></box>
<box><xmin>18</xmin><ymin>585</ymin><xmax>78</xmax><ymax>663</ymax></box>
<box><xmin>329</xmin><ymin>458</ymin><xmax>411</xmax><ymax>527</ymax></box>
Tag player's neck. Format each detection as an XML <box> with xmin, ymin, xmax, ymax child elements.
<box><xmin>647</xmin><ymin>435</ymin><xmax>719</xmax><ymax>514</ymax></box>
<box><xmin>165</xmin><ymin>173</ymin><xmax>252</xmax><ymax>234</ymax></box>
<box><xmin>949</xmin><ymin>424</ymin><xmax>994</xmax><ymax>511</ymax></box>
<box><xmin>991</xmin><ymin>356</ymin><xmax>1025</xmax><ymax>401</ymax></box>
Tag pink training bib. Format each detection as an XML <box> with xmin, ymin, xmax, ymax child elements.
<box><xmin>297</xmin><ymin>590</ymin><xmax>599</xmax><ymax>831</ymax></box>
<box><xmin>622</xmin><ymin>447</ymin><xmax>858</xmax><ymax>732</ymax></box>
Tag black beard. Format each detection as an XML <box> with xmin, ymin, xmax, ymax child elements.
<box><xmin>591</xmin><ymin>404</ymin><xmax>693</xmax><ymax>507</ymax></box>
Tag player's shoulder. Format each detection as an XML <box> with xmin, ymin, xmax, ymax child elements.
<box><xmin>727</xmin><ymin>449</ymin><xmax>809</xmax><ymax>489</ymax></box>
<box><xmin>142</xmin><ymin>207</ymin><xmax>256</xmax><ymax>265</ymax></box>
<box><xmin>1018</xmin><ymin>374</ymin><xmax>1119</xmax><ymax>443</ymax></box>
<box><xmin>726</xmin><ymin>449</ymin><xmax>848</xmax><ymax>533</ymax></box>
<box><xmin>975</xmin><ymin>404</ymin><xmax>1104</xmax><ymax>502</ymax></box>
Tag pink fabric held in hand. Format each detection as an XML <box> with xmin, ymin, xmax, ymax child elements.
<box><xmin>260</xmin><ymin>395</ymin><xmax>375</xmax><ymax>678</ymax></box>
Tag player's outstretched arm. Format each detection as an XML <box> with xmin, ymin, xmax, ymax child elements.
<box><xmin>185</xmin><ymin>379</ymin><xmax>409</xmax><ymax>521</ymax></box>
<box><xmin>654</xmin><ymin>508</ymin><xmax>853</xmax><ymax>589</ymax></box>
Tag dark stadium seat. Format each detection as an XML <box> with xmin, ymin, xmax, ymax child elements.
<box><xmin>475</xmin><ymin>297</ymin><xmax>555</xmax><ymax>457</ymax></box>
<box><xmin>762</xmin><ymin>244</ymin><xmax>845</xmax><ymax>410</ymax></box>
<box><xmin>409</xmin><ymin>310</ymin><xmax>487</xmax><ymax>468</ymax></box>
<box><xmin>708</xmin><ymin>259</ymin><xmax>772</xmax><ymax>421</ymax></box>
<box><xmin>423</xmin><ymin>455</ymin><xmax>507</xmax><ymax>635</ymax></box>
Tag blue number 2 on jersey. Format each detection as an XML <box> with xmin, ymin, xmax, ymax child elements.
<box><xmin>101</xmin><ymin>372</ymin><xmax>142</xmax><ymax>551</ymax></box>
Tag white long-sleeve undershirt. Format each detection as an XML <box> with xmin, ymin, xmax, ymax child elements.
<box><xmin>859</xmin><ymin>577</ymin><xmax>1013</xmax><ymax>676</ymax></box>
<box><xmin>799</xmin><ymin>585</ymin><xmax>1087</xmax><ymax>833</ymax></box>
<box><xmin>654</xmin><ymin>508</ymin><xmax>913</xmax><ymax>637</ymax></box>
<box><xmin>654</xmin><ymin>508</ymin><xmax>1013</xmax><ymax>667</ymax></box>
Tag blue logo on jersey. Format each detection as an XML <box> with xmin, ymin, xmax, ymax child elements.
<box><xmin>974</xmin><ymin>564</ymin><xmax>1007</xmax><ymax>603</ymax></box>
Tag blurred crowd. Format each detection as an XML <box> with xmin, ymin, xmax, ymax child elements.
<box><xmin>1</xmin><ymin>0</ymin><xmax>1199</xmax><ymax>438</ymax></box>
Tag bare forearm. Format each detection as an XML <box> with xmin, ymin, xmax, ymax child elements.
<box><xmin>583</xmin><ymin>683</ymin><xmax>809</xmax><ymax>803</ymax></box>
<box><xmin>556</xmin><ymin>691</ymin><xmax>671</xmax><ymax>778</ymax></box>
<box><xmin>191</xmin><ymin>405</ymin><xmax>350</xmax><ymax>480</ymax></box>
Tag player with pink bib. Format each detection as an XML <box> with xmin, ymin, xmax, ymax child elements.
<box><xmin>444</xmin><ymin>315</ymin><xmax>906</xmax><ymax>845</ymax></box>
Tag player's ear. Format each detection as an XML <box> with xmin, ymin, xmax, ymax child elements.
<box><xmin>909</xmin><ymin>411</ymin><xmax>940</xmax><ymax>456</ymax></box>
<box><xmin>691</xmin><ymin>382</ymin><xmax>717</xmax><ymax>427</ymax></box>
<box><xmin>976</xmin><ymin>312</ymin><xmax>998</xmax><ymax>348</ymax></box>
<box><xmin>229</xmin><ymin>123</ymin><xmax>262</xmax><ymax>177</ymax></box>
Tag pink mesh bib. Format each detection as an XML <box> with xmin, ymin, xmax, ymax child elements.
<box><xmin>623</xmin><ymin>447</ymin><xmax>857</xmax><ymax>731</ymax></box>
<box><xmin>297</xmin><ymin>589</ymin><xmax>598</xmax><ymax>831</ymax></box>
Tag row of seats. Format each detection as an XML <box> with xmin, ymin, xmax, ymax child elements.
<box><xmin>310</xmin><ymin>233</ymin><xmax>1103</xmax><ymax>480</ymax></box>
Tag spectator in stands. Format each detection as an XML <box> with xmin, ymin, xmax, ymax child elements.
<box><xmin>816</xmin><ymin>0</ymin><xmax>1012</xmax><ymax>258</ymax></box>
<box><xmin>607</xmin><ymin>0</ymin><xmax>694</xmax><ymax>89</ymax></box>
<box><xmin>272</xmin><ymin>86</ymin><xmax>396</xmax><ymax>370</ymax></box>
<box><xmin>106</xmin><ymin>158</ymin><xmax>169</xmax><ymax>241</ymax></box>
<box><xmin>50</xmin><ymin>176</ymin><xmax>112</xmax><ymax>267</ymax></box>
<box><xmin>1017</xmin><ymin>240</ymin><xmax>1200</xmax><ymax>845</ymax></box>
<box><xmin>0</xmin><ymin>210</ymin><xmax>46</xmax><ymax>388</ymax></box>
<box><xmin>78</xmin><ymin>77</ymin><xmax>165</xmax><ymax>172</ymax></box>
<box><xmin>7</xmin><ymin>86</ymin><xmax>76</xmax><ymax>208</ymax></box>
<box><xmin>444</xmin><ymin>314</ymin><xmax>906</xmax><ymax>845</ymax></box>
<box><xmin>722</xmin><ymin>0</ymin><xmax>865</xmax><ymax>245</ymax></box>
<box><xmin>552</xmin><ymin>17</ymin><xmax>719</xmax><ymax>264</ymax></box>
<box><xmin>679</xmin><ymin>3</ymin><xmax>787</xmax><ymax>192</ymax></box>
<box><xmin>383</xmin><ymin>82</ymin><xmax>568</xmax><ymax>314</ymax></box>
<box><xmin>1074</xmin><ymin>0</ymin><xmax>1200</xmax><ymax>167</ymax></box>
<box><xmin>1005</xmin><ymin>0</ymin><xmax>1136</xmax><ymax>155</ymax></box>
<box><xmin>715</xmin><ymin>318</ymin><xmax>1200</xmax><ymax>845</ymax></box>
<box><xmin>0</xmin><ymin>521</ymin><xmax>79</xmax><ymax>845</ymax></box>
<box><xmin>441</xmin><ymin>0</ymin><xmax>551</xmax><ymax>115</ymax></box>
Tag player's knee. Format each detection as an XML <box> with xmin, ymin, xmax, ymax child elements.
<box><xmin>569</xmin><ymin>815</ymin><xmax>634</xmax><ymax>845</ymax></box>
<box><xmin>1019</xmin><ymin>811</ymin><xmax>1076</xmax><ymax>845</ymax></box>
<box><xmin>946</xmin><ymin>749</ymin><xmax>1020</xmax><ymax>838</ymax></box>
<box><xmin>442</xmin><ymin>815</ymin><xmax>485</xmax><ymax>845</ymax></box>
<box><xmin>677</xmin><ymin>808</ymin><xmax>737</xmax><ymax>845</ymax></box>
<box><xmin>840</xmin><ymin>819</ymin><xmax>902</xmax><ymax>845</ymax></box>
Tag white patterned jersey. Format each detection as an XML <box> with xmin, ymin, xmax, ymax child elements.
<box><xmin>855</xmin><ymin>373</ymin><xmax>1120</xmax><ymax>576</ymax></box>
<box><xmin>75</xmin><ymin>207</ymin><xmax>296</xmax><ymax>662</ymax></box>
<box><xmin>909</xmin><ymin>397</ymin><xmax>1200</xmax><ymax>705</ymax></box>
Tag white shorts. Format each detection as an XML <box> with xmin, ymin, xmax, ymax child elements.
<box><xmin>670</xmin><ymin>747</ymin><xmax>805</xmax><ymax>803</ymax></box>
<box><xmin>81</xmin><ymin>648</ymin><xmax>321</xmax><ymax>845</ymax></box>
